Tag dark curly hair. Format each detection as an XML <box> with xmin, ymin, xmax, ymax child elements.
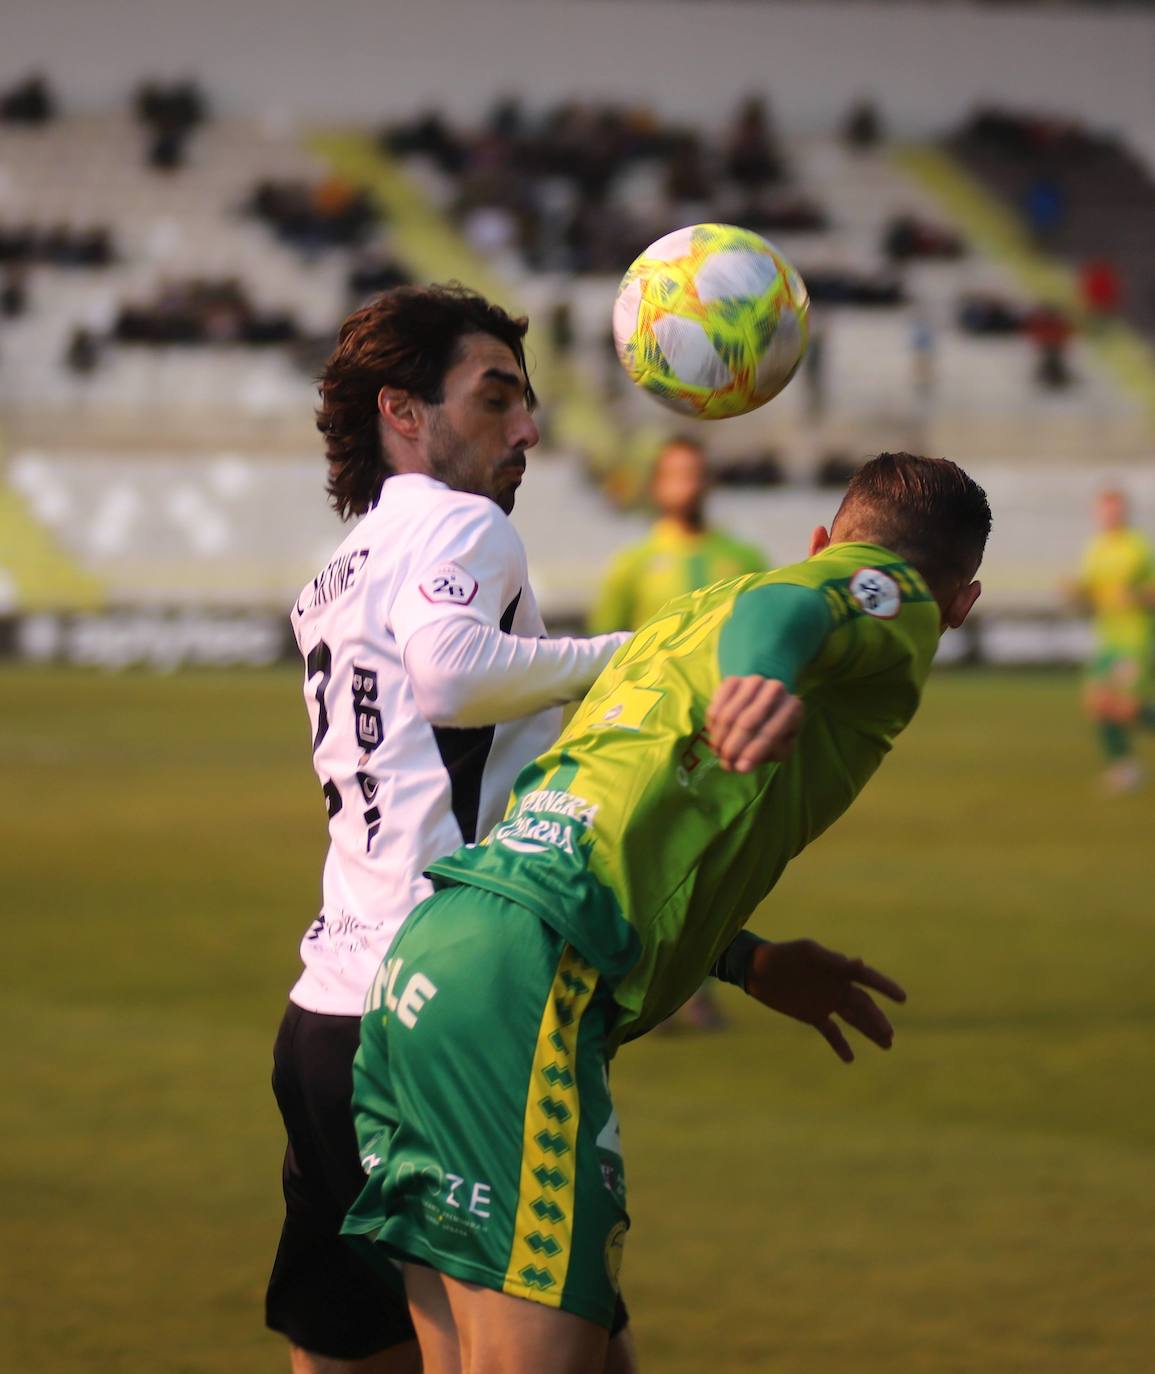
<box><xmin>317</xmin><ymin>284</ymin><xmax>533</xmax><ymax>519</ymax></box>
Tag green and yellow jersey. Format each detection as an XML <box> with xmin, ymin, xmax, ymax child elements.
<box><xmin>428</xmin><ymin>542</ymin><xmax>941</xmax><ymax>1049</ymax></box>
<box><xmin>588</xmin><ymin>519</ymin><xmax>765</xmax><ymax>634</ymax></box>
<box><xmin>1077</xmin><ymin>528</ymin><xmax>1155</xmax><ymax>659</ymax></box>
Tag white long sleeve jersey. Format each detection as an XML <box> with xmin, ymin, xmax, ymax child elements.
<box><xmin>288</xmin><ymin>473</ymin><xmax>626</xmax><ymax>1015</ymax></box>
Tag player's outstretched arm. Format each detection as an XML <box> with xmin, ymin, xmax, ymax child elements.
<box><xmin>713</xmin><ymin>930</ymin><xmax>907</xmax><ymax>1063</ymax></box>
<box><xmin>406</xmin><ymin>619</ymin><xmax>630</xmax><ymax>728</ymax></box>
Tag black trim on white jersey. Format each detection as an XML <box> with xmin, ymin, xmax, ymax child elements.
<box><xmin>431</xmin><ymin>590</ymin><xmax>523</xmax><ymax>845</ymax></box>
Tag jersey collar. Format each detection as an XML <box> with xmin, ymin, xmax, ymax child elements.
<box><xmin>816</xmin><ymin>541</ymin><xmax>933</xmax><ymax>599</ymax></box>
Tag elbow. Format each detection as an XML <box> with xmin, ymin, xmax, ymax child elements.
<box><xmin>409</xmin><ymin>667</ymin><xmax>474</xmax><ymax>727</ymax></box>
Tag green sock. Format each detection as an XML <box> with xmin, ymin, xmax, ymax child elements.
<box><xmin>1099</xmin><ymin>721</ymin><xmax>1131</xmax><ymax>761</ymax></box>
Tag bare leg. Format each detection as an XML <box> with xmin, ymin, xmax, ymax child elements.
<box><xmin>404</xmin><ymin>1263</ymin><xmax>462</xmax><ymax>1374</ymax></box>
<box><xmin>438</xmin><ymin>1273</ymin><xmax>609</xmax><ymax>1374</ymax></box>
<box><xmin>289</xmin><ymin>1342</ymin><xmax>422</xmax><ymax>1374</ymax></box>
<box><xmin>604</xmin><ymin>1326</ymin><xmax>639</xmax><ymax>1374</ymax></box>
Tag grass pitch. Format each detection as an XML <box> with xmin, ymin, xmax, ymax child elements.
<box><xmin>2</xmin><ymin>668</ymin><xmax>1153</xmax><ymax>1373</ymax></box>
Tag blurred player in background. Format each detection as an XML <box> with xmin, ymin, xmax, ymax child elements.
<box><xmin>266</xmin><ymin>284</ymin><xmax>635</xmax><ymax>1374</ymax></box>
<box><xmin>344</xmin><ymin>453</ymin><xmax>992</xmax><ymax>1373</ymax></box>
<box><xmin>1069</xmin><ymin>487</ymin><xmax>1155</xmax><ymax>794</ymax></box>
<box><xmin>590</xmin><ymin>434</ymin><xmax>766</xmax><ymax>1027</ymax></box>
<box><xmin>589</xmin><ymin>435</ymin><xmax>766</xmax><ymax>636</ymax></box>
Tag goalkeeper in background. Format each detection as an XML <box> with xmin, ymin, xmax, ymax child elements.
<box><xmin>1070</xmin><ymin>487</ymin><xmax>1155</xmax><ymax>794</ymax></box>
<box><xmin>590</xmin><ymin>433</ymin><xmax>765</xmax><ymax>1027</ymax></box>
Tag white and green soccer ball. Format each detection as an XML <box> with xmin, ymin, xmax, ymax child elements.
<box><xmin>612</xmin><ymin>222</ymin><xmax>810</xmax><ymax>420</ymax></box>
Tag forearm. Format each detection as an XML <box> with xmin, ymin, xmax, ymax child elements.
<box><xmin>406</xmin><ymin>619</ymin><xmax>629</xmax><ymax>727</ymax></box>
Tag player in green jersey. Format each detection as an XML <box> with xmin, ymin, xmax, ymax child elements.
<box><xmin>343</xmin><ymin>452</ymin><xmax>991</xmax><ymax>1373</ymax></box>
<box><xmin>1069</xmin><ymin>488</ymin><xmax>1155</xmax><ymax>794</ymax></box>
<box><xmin>588</xmin><ymin>435</ymin><xmax>766</xmax><ymax>637</ymax></box>
<box><xmin>590</xmin><ymin>434</ymin><xmax>766</xmax><ymax>1028</ymax></box>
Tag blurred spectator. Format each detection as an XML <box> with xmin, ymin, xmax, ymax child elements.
<box><xmin>381</xmin><ymin>95</ymin><xmax>826</xmax><ymax>278</ymax></box>
<box><xmin>248</xmin><ymin>177</ymin><xmax>378</xmax><ymax>256</ymax></box>
<box><xmin>0</xmin><ymin>72</ymin><xmax>56</xmax><ymax>125</ymax></box>
<box><xmin>805</xmin><ymin>268</ymin><xmax>904</xmax><ymax>309</ymax></box>
<box><xmin>548</xmin><ymin>299</ymin><xmax>575</xmax><ymax>358</ymax></box>
<box><xmin>843</xmin><ymin>99</ymin><xmax>884</xmax><ymax>152</ymax></box>
<box><xmin>723</xmin><ymin>96</ymin><xmax>782</xmax><ymax>188</ymax></box>
<box><xmin>731</xmin><ymin>191</ymin><xmax>828</xmax><ymax>235</ymax></box>
<box><xmin>112</xmin><ymin>277</ymin><xmax>300</xmax><ymax>347</ymax></box>
<box><xmin>1024</xmin><ymin>173</ymin><xmax>1066</xmax><ymax>245</ymax></box>
<box><xmin>802</xmin><ymin>328</ymin><xmax>826</xmax><ymax>421</ymax></box>
<box><xmin>911</xmin><ymin>307</ymin><xmax>936</xmax><ymax>411</ymax></box>
<box><xmin>383</xmin><ymin>109</ymin><xmax>467</xmax><ymax>175</ymax></box>
<box><xmin>664</xmin><ymin>133</ymin><xmax>714</xmax><ymax>209</ymax></box>
<box><xmin>883</xmin><ymin>214</ymin><xmax>965</xmax><ymax>264</ymax></box>
<box><xmin>0</xmin><ymin>265</ymin><xmax>28</xmax><ymax>318</ymax></box>
<box><xmin>1026</xmin><ymin>305</ymin><xmax>1074</xmax><ymax>390</ymax></box>
<box><xmin>64</xmin><ymin>326</ymin><xmax>101</xmax><ymax>376</ymax></box>
<box><xmin>0</xmin><ymin>223</ymin><xmax>116</xmax><ymax>269</ymax></box>
<box><xmin>134</xmin><ymin>78</ymin><xmax>208</xmax><ymax>172</ymax></box>
<box><xmin>1080</xmin><ymin>258</ymin><xmax>1122</xmax><ymax>330</ymax></box>
<box><xmin>961</xmin><ymin>107</ymin><xmax>1105</xmax><ymax>165</ymax></box>
<box><xmin>347</xmin><ymin>247</ymin><xmax>410</xmax><ymax>301</ymax></box>
<box><xmin>956</xmin><ymin>292</ymin><xmax>1026</xmax><ymax>336</ymax></box>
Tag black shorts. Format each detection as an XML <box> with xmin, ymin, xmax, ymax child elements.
<box><xmin>267</xmin><ymin>1002</ymin><xmax>412</xmax><ymax>1358</ymax></box>
<box><xmin>266</xmin><ymin>1003</ymin><xmax>628</xmax><ymax>1357</ymax></box>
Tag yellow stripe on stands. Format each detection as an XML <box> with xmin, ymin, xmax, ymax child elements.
<box><xmin>0</xmin><ymin>459</ymin><xmax>104</xmax><ymax>610</ymax></box>
<box><xmin>502</xmin><ymin>945</ymin><xmax>598</xmax><ymax>1307</ymax></box>
<box><xmin>305</xmin><ymin>131</ymin><xmax>628</xmax><ymax>479</ymax></box>
<box><xmin>894</xmin><ymin>144</ymin><xmax>1155</xmax><ymax>417</ymax></box>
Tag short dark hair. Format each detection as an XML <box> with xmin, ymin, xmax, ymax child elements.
<box><xmin>832</xmin><ymin>452</ymin><xmax>991</xmax><ymax>592</ymax></box>
<box><xmin>317</xmin><ymin>283</ymin><xmax>534</xmax><ymax>519</ymax></box>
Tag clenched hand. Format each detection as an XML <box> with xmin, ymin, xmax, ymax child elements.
<box><xmin>707</xmin><ymin>675</ymin><xmax>804</xmax><ymax>773</ymax></box>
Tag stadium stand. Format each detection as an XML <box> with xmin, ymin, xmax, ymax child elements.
<box><xmin>0</xmin><ymin>109</ymin><xmax>363</xmax><ymax>444</ymax></box>
<box><xmin>0</xmin><ymin>66</ymin><xmax>1152</xmax><ymax>645</ymax></box>
<box><xmin>949</xmin><ymin>107</ymin><xmax>1155</xmax><ymax>344</ymax></box>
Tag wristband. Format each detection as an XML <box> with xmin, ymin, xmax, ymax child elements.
<box><xmin>709</xmin><ymin>929</ymin><xmax>768</xmax><ymax>990</ymax></box>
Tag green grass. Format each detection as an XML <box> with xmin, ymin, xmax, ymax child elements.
<box><xmin>2</xmin><ymin>669</ymin><xmax>1153</xmax><ymax>1372</ymax></box>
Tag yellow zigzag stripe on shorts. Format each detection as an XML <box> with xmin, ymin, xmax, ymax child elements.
<box><xmin>502</xmin><ymin>945</ymin><xmax>598</xmax><ymax>1306</ymax></box>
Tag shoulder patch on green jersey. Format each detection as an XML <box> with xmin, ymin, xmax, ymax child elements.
<box><xmin>813</xmin><ymin>556</ymin><xmax>934</xmax><ymax>628</ymax></box>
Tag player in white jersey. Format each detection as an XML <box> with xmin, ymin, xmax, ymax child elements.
<box><xmin>266</xmin><ymin>286</ymin><xmax>633</xmax><ymax>1374</ymax></box>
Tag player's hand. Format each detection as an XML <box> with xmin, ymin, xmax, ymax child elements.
<box><xmin>744</xmin><ymin>938</ymin><xmax>907</xmax><ymax>1063</ymax></box>
<box><xmin>707</xmin><ymin>676</ymin><xmax>804</xmax><ymax>773</ymax></box>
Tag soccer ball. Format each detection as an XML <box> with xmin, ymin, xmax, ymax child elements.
<box><xmin>612</xmin><ymin>223</ymin><xmax>809</xmax><ymax>420</ymax></box>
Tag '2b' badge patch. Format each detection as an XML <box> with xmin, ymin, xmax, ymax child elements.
<box><xmin>850</xmin><ymin>568</ymin><xmax>901</xmax><ymax>619</ymax></box>
<box><xmin>419</xmin><ymin>562</ymin><xmax>479</xmax><ymax>606</ymax></box>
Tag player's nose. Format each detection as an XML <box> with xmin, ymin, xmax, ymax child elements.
<box><xmin>512</xmin><ymin>407</ymin><xmax>540</xmax><ymax>451</ymax></box>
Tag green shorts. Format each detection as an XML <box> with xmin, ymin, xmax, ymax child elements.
<box><xmin>342</xmin><ymin>884</ymin><xmax>628</xmax><ymax>1330</ymax></box>
<box><xmin>1088</xmin><ymin>646</ymin><xmax>1150</xmax><ymax>699</ymax></box>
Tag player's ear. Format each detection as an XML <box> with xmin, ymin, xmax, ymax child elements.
<box><xmin>945</xmin><ymin>579</ymin><xmax>982</xmax><ymax>630</ymax></box>
<box><xmin>808</xmin><ymin>525</ymin><xmax>830</xmax><ymax>557</ymax></box>
<box><xmin>378</xmin><ymin>386</ymin><xmax>421</xmax><ymax>439</ymax></box>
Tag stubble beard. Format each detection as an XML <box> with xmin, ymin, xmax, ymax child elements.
<box><xmin>425</xmin><ymin>409</ymin><xmax>513</xmax><ymax>511</ymax></box>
